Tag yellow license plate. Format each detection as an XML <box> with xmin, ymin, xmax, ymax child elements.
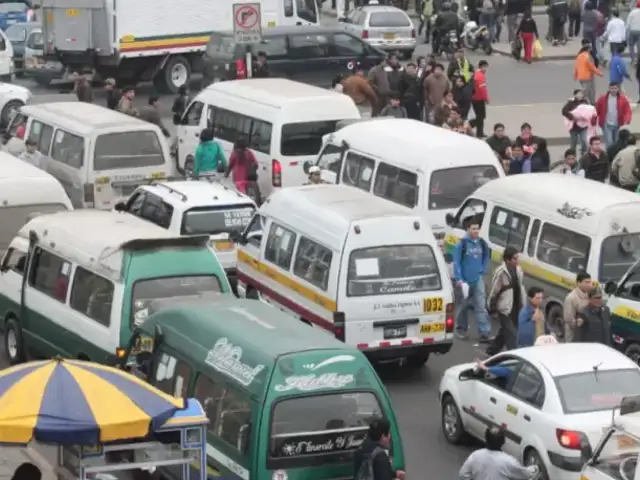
<box><xmin>421</xmin><ymin>323</ymin><xmax>445</xmax><ymax>334</ymax></box>
<box><xmin>214</xmin><ymin>241</ymin><xmax>234</xmax><ymax>252</ymax></box>
<box><xmin>151</xmin><ymin>172</ymin><xmax>165</xmax><ymax>179</ymax></box>
<box><xmin>131</xmin><ymin>336</ymin><xmax>153</xmax><ymax>354</ymax></box>
<box><xmin>383</xmin><ymin>33</ymin><xmax>395</xmax><ymax>39</ymax></box>
<box><xmin>423</xmin><ymin>297</ymin><xmax>444</xmax><ymax>313</ymax></box>
<box><xmin>66</xmin><ymin>8</ymin><xmax>79</xmax><ymax>16</ymax></box>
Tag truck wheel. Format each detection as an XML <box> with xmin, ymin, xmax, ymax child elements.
<box><xmin>5</xmin><ymin>318</ymin><xmax>26</xmax><ymax>365</ymax></box>
<box><xmin>154</xmin><ymin>55</ymin><xmax>191</xmax><ymax>94</ymax></box>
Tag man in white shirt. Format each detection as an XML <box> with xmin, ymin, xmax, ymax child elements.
<box><xmin>627</xmin><ymin>0</ymin><xmax>640</xmax><ymax>63</ymax></box>
<box><xmin>604</xmin><ymin>9</ymin><xmax>626</xmax><ymax>55</ymax></box>
<box><xmin>19</xmin><ymin>139</ymin><xmax>43</xmax><ymax>169</ymax></box>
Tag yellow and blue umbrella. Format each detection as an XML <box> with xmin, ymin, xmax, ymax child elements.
<box><xmin>0</xmin><ymin>358</ymin><xmax>184</xmax><ymax>445</ymax></box>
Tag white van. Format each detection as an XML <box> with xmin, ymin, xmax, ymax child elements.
<box><xmin>7</xmin><ymin>102</ymin><xmax>173</xmax><ymax>210</ymax></box>
<box><xmin>176</xmin><ymin>78</ymin><xmax>360</xmax><ymax>198</ymax></box>
<box><xmin>0</xmin><ymin>151</ymin><xmax>72</xmax><ymax>253</ymax></box>
<box><xmin>0</xmin><ymin>29</ymin><xmax>14</xmax><ymax>81</ymax></box>
<box><xmin>311</xmin><ymin>118</ymin><xmax>504</xmax><ymax>243</ymax></box>
<box><xmin>233</xmin><ymin>184</ymin><xmax>454</xmax><ymax>368</ymax></box>
<box><xmin>444</xmin><ymin>173</ymin><xmax>640</xmax><ymax>333</ymax></box>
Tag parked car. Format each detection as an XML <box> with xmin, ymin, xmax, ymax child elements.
<box><xmin>0</xmin><ymin>80</ymin><xmax>29</xmax><ymax>126</ymax></box>
<box><xmin>0</xmin><ymin>1</ymin><xmax>36</xmax><ymax>31</ymax></box>
<box><xmin>339</xmin><ymin>4</ymin><xmax>416</xmax><ymax>59</ymax></box>
<box><xmin>5</xmin><ymin>21</ymin><xmax>37</xmax><ymax>76</ymax></box>
<box><xmin>202</xmin><ymin>25</ymin><xmax>385</xmax><ymax>87</ymax></box>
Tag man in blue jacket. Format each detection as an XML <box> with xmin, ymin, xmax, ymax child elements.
<box><xmin>517</xmin><ymin>286</ymin><xmax>548</xmax><ymax>347</ymax></box>
<box><xmin>453</xmin><ymin>216</ymin><xmax>491</xmax><ymax>341</ymax></box>
<box><xmin>609</xmin><ymin>45</ymin><xmax>630</xmax><ymax>85</ymax></box>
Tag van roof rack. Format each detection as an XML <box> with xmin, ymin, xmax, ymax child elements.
<box><xmin>152</xmin><ymin>182</ymin><xmax>188</xmax><ymax>202</ymax></box>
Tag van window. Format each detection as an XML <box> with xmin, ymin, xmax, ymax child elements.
<box><xmin>2</xmin><ymin>248</ymin><xmax>26</xmax><ymax>275</ymax></box>
<box><xmin>181</xmin><ymin>205</ymin><xmax>255</xmax><ymax>235</ymax></box>
<box><xmin>154</xmin><ymin>352</ymin><xmax>192</xmax><ymax>398</ymax></box>
<box><xmin>212</xmin><ymin>108</ymin><xmax>246</xmax><ymax>143</ymax></box>
<box><xmin>27</xmin><ymin>120</ymin><xmax>54</xmax><ymax>155</ymax></box>
<box><xmin>132</xmin><ymin>275</ymin><xmax>223</xmax><ymax>326</ymax></box>
<box><xmin>293</xmin><ymin>237</ymin><xmax>332</xmax><ymax>291</ymax></box>
<box><xmin>347</xmin><ymin>245</ymin><xmax>441</xmax><ymax>296</ymax></box>
<box><xmin>269</xmin><ymin>392</ymin><xmax>382</xmax><ymax>468</ymax></box>
<box><xmin>429</xmin><ymin>166</ymin><xmax>500</xmax><ymax>210</ymax></box>
<box><xmin>138</xmin><ymin>192</ymin><xmax>174</xmax><ymax>229</ymax></box>
<box><xmin>453</xmin><ymin>198</ymin><xmax>486</xmax><ymax>229</ymax></box>
<box><xmin>94</xmin><ymin>132</ymin><xmax>165</xmax><ymax>170</ymax></box>
<box><xmin>205</xmin><ymin>33</ymin><xmax>236</xmax><ymax>60</ymax></box>
<box><xmin>288</xmin><ymin>34</ymin><xmax>329</xmax><ymax>59</ymax></box>
<box><xmin>0</xmin><ymin>204</ymin><xmax>68</xmax><ymax>253</ymax></box>
<box><xmin>600</xmin><ymin>233</ymin><xmax>640</xmax><ymax>282</ymax></box>
<box><xmin>70</xmin><ymin>267</ymin><xmax>114</xmax><ymax>327</ymax></box>
<box><xmin>527</xmin><ymin>219</ymin><xmax>541</xmax><ymax>257</ymax></box>
<box><xmin>536</xmin><ymin>223</ymin><xmax>590</xmax><ymax>274</ymax></box>
<box><xmin>342</xmin><ymin>152</ymin><xmax>374</xmax><ymax>190</ymax></box>
<box><xmin>297</xmin><ymin>0</ymin><xmax>318</xmax><ymax>23</ymax></box>
<box><xmin>184</xmin><ymin>102</ymin><xmax>204</xmax><ymax>126</ymax></box>
<box><xmin>488</xmin><ymin>207</ymin><xmax>530</xmax><ymax>252</ymax></box>
<box><xmin>249</xmin><ymin>119</ymin><xmax>273</xmax><ymax>154</ymax></box>
<box><xmin>317</xmin><ymin>143</ymin><xmax>343</xmax><ymax>176</ymax></box>
<box><xmin>280</xmin><ymin>121</ymin><xmax>339</xmax><ymax>157</ymax></box>
<box><xmin>265</xmin><ymin>223</ymin><xmax>297</xmax><ymax>270</ymax></box>
<box><xmin>250</xmin><ymin>36</ymin><xmax>288</xmax><ymax>58</ymax></box>
<box><xmin>373</xmin><ymin>162</ymin><xmax>418</xmax><ymax>208</ymax></box>
<box><xmin>51</xmin><ymin>129</ymin><xmax>84</xmax><ymax>168</ymax></box>
<box><xmin>244</xmin><ymin>213</ymin><xmax>265</xmax><ymax>247</ymax></box>
<box><xmin>194</xmin><ymin>374</ymin><xmax>225</xmax><ymax>436</ymax></box>
<box><xmin>28</xmin><ymin>247</ymin><xmax>71</xmax><ymax>303</ymax></box>
<box><xmin>332</xmin><ymin>33</ymin><xmax>365</xmax><ymax>56</ymax></box>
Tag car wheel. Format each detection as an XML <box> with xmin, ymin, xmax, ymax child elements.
<box><xmin>1</xmin><ymin>99</ymin><xmax>24</xmax><ymax>127</ymax></box>
<box><xmin>183</xmin><ymin>156</ymin><xmax>194</xmax><ymax>178</ymax></box>
<box><xmin>4</xmin><ymin>318</ymin><xmax>26</xmax><ymax>365</ymax></box>
<box><xmin>625</xmin><ymin>343</ymin><xmax>640</xmax><ymax>366</ymax></box>
<box><xmin>35</xmin><ymin>76</ymin><xmax>52</xmax><ymax>87</ymax></box>
<box><xmin>407</xmin><ymin>352</ymin><xmax>429</xmax><ymax>368</ymax></box>
<box><xmin>441</xmin><ymin>394</ymin><xmax>467</xmax><ymax>444</ymax></box>
<box><xmin>524</xmin><ymin>448</ymin><xmax>549</xmax><ymax>480</ymax></box>
<box><xmin>154</xmin><ymin>55</ymin><xmax>191</xmax><ymax>94</ymax></box>
<box><xmin>247</xmin><ymin>288</ymin><xmax>260</xmax><ymax>300</ymax></box>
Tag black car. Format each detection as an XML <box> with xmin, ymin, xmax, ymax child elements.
<box><xmin>203</xmin><ymin>25</ymin><xmax>385</xmax><ymax>88</ymax></box>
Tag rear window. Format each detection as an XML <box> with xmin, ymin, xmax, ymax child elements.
<box><xmin>429</xmin><ymin>166</ymin><xmax>499</xmax><ymax>210</ymax></box>
<box><xmin>280</xmin><ymin>121</ymin><xmax>340</xmax><ymax>156</ymax></box>
<box><xmin>94</xmin><ymin>131</ymin><xmax>165</xmax><ymax>170</ymax></box>
<box><xmin>347</xmin><ymin>245</ymin><xmax>441</xmax><ymax>297</ymax></box>
<box><xmin>205</xmin><ymin>34</ymin><xmax>236</xmax><ymax>60</ymax></box>
<box><xmin>181</xmin><ymin>205</ymin><xmax>255</xmax><ymax>235</ymax></box>
<box><xmin>5</xmin><ymin>25</ymin><xmax>25</xmax><ymax>42</ymax></box>
<box><xmin>369</xmin><ymin>11</ymin><xmax>412</xmax><ymax>27</ymax></box>
<box><xmin>556</xmin><ymin>369</ymin><xmax>640</xmax><ymax>414</ymax></box>
<box><xmin>0</xmin><ymin>2</ymin><xmax>27</xmax><ymax>13</ymax></box>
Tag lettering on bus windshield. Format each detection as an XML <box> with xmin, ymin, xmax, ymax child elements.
<box><xmin>275</xmin><ymin>430</ymin><xmax>367</xmax><ymax>458</ymax></box>
<box><xmin>205</xmin><ymin>337</ymin><xmax>265</xmax><ymax>386</ymax></box>
<box><xmin>275</xmin><ymin>373</ymin><xmax>354</xmax><ymax>392</ymax></box>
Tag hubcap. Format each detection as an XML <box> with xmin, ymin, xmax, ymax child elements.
<box><xmin>170</xmin><ymin>63</ymin><xmax>188</xmax><ymax>88</ymax></box>
<box><xmin>6</xmin><ymin>329</ymin><xmax>17</xmax><ymax>359</ymax></box>
<box><xmin>443</xmin><ymin>403</ymin><xmax>458</xmax><ymax>438</ymax></box>
<box><xmin>526</xmin><ymin>452</ymin><xmax>546</xmax><ymax>480</ymax></box>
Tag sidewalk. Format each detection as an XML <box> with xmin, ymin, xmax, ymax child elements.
<box><xmin>492</xmin><ymin>35</ymin><xmax>633</xmax><ymax>61</ymax></box>
<box><xmin>0</xmin><ymin>446</ymin><xmax>56</xmax><ymax>480</ymax></box>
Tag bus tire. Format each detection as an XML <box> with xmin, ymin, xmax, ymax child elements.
<box><xmin>154</xmin><ymin>55</ymin><xmax>191</xmax><ymax>94</ymax></box>
<box><xmin>5</xmin><ymin>318</ymin><xmax>26</xmax><ymax>365</ymax></box>
<box><xmin>247</xmin><ymin>288</ymin><xmax>260</xmax><ymax>300</ymax></box>
<box><xmin>625</xmin><ymin>343</ymin><xmax>640</xmax><ymax>366</ymax></box>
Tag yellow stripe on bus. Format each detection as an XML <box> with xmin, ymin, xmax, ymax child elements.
<box><xmin>613</xmin><ymin>305</ymin><xmax>640</xmax><ymax>323</ymax></box>
<box><xmin>237</xmin><ymin>250</ymin><xmax>337</xmax><ymax>312</ymax></box>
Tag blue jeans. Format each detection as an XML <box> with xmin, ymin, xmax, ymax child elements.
<box><xmin>570</xmin><ymin>129</ymin><xmax>588</xmax><ymax>155</ymax></box>
<box><xmin>603</xmin><ymin>124</ymin><xmax>620</xmax><ymax>148</ymax></box>
<box><xmin>455</xmin><ymin>280</ymin><xmax>491</xmax><ymax>336</ymax></box>
<box><xmin>479</xmin><ymin>12</ymin><xmax>496</xmax><ymax>43</ymax></box>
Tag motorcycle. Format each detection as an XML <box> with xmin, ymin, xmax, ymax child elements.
<box><xmin>461</xmin><ymin>20</ymin><xmax>493</xmax><ymax>54</ymax></box>
<box><xmin>441</xmin><ymin>29</ymin><xmax>459</xmax><ymax>59</ymax></box>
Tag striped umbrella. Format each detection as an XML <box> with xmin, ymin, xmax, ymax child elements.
<box><xmin>0</xmin><ymin>358</ymin><xmax>184</xmax><ymax>445</ymax></box>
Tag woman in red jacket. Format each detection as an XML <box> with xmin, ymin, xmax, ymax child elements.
<box><xmin>470</xmin><ymin>60</ymin><xmax>489</xmax><ymax>138</ymax></box>
<box><xmin>595</xmin><ymin>83</ymin><xmax>632</xmax><ymax>147</ymax></box>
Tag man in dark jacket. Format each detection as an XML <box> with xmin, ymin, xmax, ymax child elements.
<box><xmin>74</xmin><ymin>70</ymin><xmax>93</xmax><ymax>103</ymax></box>
<box><xmin>579</xmin><ymin>134</ymin><xmax>609</xmax><ymax>181</ymax></box>
<box><xmin>104</xmin><ymin>78</ymin><xmax>121</xmax><ymax>110</ymax></box>
<box><xmin>562</xmin><ymin>89</ymin><xmax>589</xmax><ymax>156</ymax></box>
<box><xmin>139</xmin><ymin>96</ymin><xmax>170</xmax><ymax>137</ymax></box>
<box><xmin>486</xmin><ymin>123</ymin><xmax>512</xmax><ymax>153</ymax></box>
<box><xmin>574</xmin><ymin>288</ymin><xmax>611</xmax><ymax>345</ymax></box>
<box><xmin>353</xmin><ymin>419</ymin><xmax>405</xmax><ymax>480</ymax></box>
<box><xmin>253</xmin><ymin>51</ymin><xmax>269</xmax><ymax>78</ymax></box>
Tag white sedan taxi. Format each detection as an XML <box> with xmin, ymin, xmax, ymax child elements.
<box><xmin>439</xmin><ymin>343</ymin><xmax>640</xmax><ymax>480</ymax></box>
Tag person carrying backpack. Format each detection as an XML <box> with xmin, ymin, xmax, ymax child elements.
<box><xmin>353</xmin><ymin>419</ymin><xmax>405</xmax><ymax>480</ymax></box>
<box><xmin>193</xmin><ymin>128</ymin><xmax>226</xmax><ymax>178</ymax></box>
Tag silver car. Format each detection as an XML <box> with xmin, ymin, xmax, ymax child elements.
<box><xmin>339</xmin><ymin>5</ymin><xmax>416</xmax><ymax>59</ymax></box>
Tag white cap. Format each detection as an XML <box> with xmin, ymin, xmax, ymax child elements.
<box><xmin>309</xmin><ymin>166</ymin><xmax>321</xmax><ymax>174</ymax></box>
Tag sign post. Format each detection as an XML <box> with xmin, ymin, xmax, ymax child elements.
<box><xmin>233</xmin><ymin>2</ymin><xmax>263</xmax><ymax>78</ymax></box>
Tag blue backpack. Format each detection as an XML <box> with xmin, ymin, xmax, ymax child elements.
<box><xmin>460</xmin><ymin>237</ymin><xmax>490</xmax><ymax>262</ymax></box>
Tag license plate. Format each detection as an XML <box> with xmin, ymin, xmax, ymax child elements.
<box><xmin>383</xmin><ymin>325</ymin><xmax>407</xmax><ymax>339</ymax></box>
<box><xmin>131</xmin><ymin>336</ymin><xmax>153</xmax><ymax>354</ymax></box>
<box><xmin>423</xmin><ymin>297</ymin><xmax>444</xmax><ymax>313</ymax></box>
<box><xmin>213</xmin><ymin>241</ymin><xmax>233</xmax><ymax>252</ymax></box>
<box><xmin>66</xmin><ymin>8</ymin><xmax>79</xmax><ymax>16</ymax></box>
<box><xmin>383</xmin><ymin>33</ymin><xmax>396</xmax><ymax>39</ymax></box>
<box><xmin>420</xmin><ymin>323</ymin><xmax>445</xmax><ymax>334</ymax></box>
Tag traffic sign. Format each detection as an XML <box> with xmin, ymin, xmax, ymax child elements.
<box><xmin>233</xmin><ymin>3</ymin><xmax>262</xmax><ymax>44</ymax></box>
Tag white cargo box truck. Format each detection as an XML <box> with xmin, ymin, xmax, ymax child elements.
<box><xmin>39</xmin><ymin>0</ymin><xmax>320</xmax><ymax>93</ymax></box>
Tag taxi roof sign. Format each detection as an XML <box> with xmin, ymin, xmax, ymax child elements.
<box><xmin>620</xmin><ymin>395</ymin><xmax>640</xmax><ymax>416</ymax></box>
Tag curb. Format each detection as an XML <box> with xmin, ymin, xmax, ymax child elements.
<box><xmin>492</xmin><ymin>46</ymin><xmax>632</xmax><ymax>61</ymax></box>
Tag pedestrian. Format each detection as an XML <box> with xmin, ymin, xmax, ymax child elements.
<box><xmin>470</xmin><ymin>60</ymin><xmax>489</xmax><ymax>138</ymax></box>
<box><xmin>380</xmin><ymin>93</ymin><xmax>408</xmax><ymax>118</ymax></box>
<box><xmin>116</xmin><ymin>87</ymin><xmax>138</xmax><ymax>117</ymax></box>
<box><xmin>531</xmin><ymin>138</ymin><xmax>551</xmax><ymax>171</ymax></box>
<box><xmin>303</xmin><ymin>165</ymin><xmax>324</xmax><ymax>185</ymax></box>
<box><xmin>459</xmin><ymin>427</ymin><xmax>538</xmax><ymax>480</ymax></box>
<box><xmin>562</xmin><ymin>271</ymin><xmax>592</xmax><ymax>342</ymax></box>
<box><xmin>368</xmin><ymin>57</ymin><xmax>392</xmax><ymax>116</ymax></box>
<box><xmin>609</xmin><ymin>44</ymin><xmax>631</xmax><ymax>85</ymax></box>
<box><xmin>424</xmin><ymin>63</ymin><xmax>450</xmax><ymax>123</ymax></box>
<box><xmin>353</xmin><ymin>419</ymin><xmax>405</xmax><ymax>480</ymax></box>
<box><xmin>104</xmin><ymin>78</ymin><xmax>120</xmax><ymax>110</ymax></box>
<box><xmin>635</xmin><ymin>60</ymin><xmax>640</xmax><ymax>104</ymax></box>
<box><xmin>225</xmin><ymin>136</ymin><xmax>259</xmax><ymax>193</ymax></box>
<box><xmin>452</xmin><ymin>216</ymin><xmax>492</xmax><ymax>341</ymax></box>
<box><xmin>172</xmin><ymin>85</ymin><xmax>190</xmax><ymax>125</ymax></box>
<box><xmin>551</xmin><ymin>147</ymin><xmax>585</xmax><ymax>174</ymax></box>
<box><xmin>192</xmin><ymin>127</ymin><xmax>226</xmax><ymax>178</ymax></box>
<box><xmin>18</xmin><ymin>138</ymin><xmax>43</xmax><ymax>169</ymax></box>
<box><xmin>434</xmin><ymin>91</ymin><xmax>457</xmax><ymax>126</ymax></box>
<box><xmin>568</xmin><ymin>0</ymin><xmax>582</xmax><ymax>37</ymax></box>
<box><xmin>573</xmin><ymin>287</ymin><xmax>612</xmax><ymax>345</ymax></box>
<box><xmin>517</xmin><ymin>286</ymin><xmax>548</xmax><ymax>348</ymax></box>
<box><xmin>486</xmin><ymin>122</ymin><xmax>512</xmax><ymax>153</ymax></box>
<box><xmin>342</xmin><ymin>63</ymin><xmax>378</xmax><ymax>118</ymax></box>
<box><xmin>485</xmin><ymin>246</ymin><xmax>526</xmax><ymax>355</ymax></box>
<box><xmin>627</xmin><ymin>1</ymin><xmax>640</xmax><ymax>63</ymax></box>
<box><xmin>253</xmin><ymin>51</ymin><xmax>269</xmax><ymax>78</ymax></box>
<box><xmin>595</xmin><ymin>82</ymin><xmax>632</xmax><ymax>147</ymax></box>
<box><xmin>516</xmin><ymin>10</ymin><xmax>538</xmax><ymax>64</ymax></box>
<box><xmin>479</xmin><ymin>0</ymin><xmax>498</xmax><ymax>43</ymax></box>
<box><xmin>507</xmin><ymin>143</ymin><xmax>525</xmax><ymax>173</ymax></box>
<box><xmin>611</xmin><ymin>134</ymin><xmax>640</xmax><ymax>190</ymax></box>
<box><xmin>401</xmin><ymin>62</ymin><xmax>422</xmax><ymax>120</ymax></box>
<box><xmin>604</xmin><ymin>9</ymin><xmax>626</xmax><ymax>55</ymax></box>
<box><xmin>579</xmin><ymin>135</ymin><xmax>610</xmax><ymax>180</ymax></box>
<box><xmin>138</xmin><ymin>96</ymin><xmax>170</xmax><ymax>137</ymax></box>
<box><xmin>451</xmin><ymin>75</ymin><xmax>472</xmax><ymax>119</ymax></box>
<box><xmin>562</xmin><ymin>89</ymin><xmax>592</xmax><ymax>155</ymax></box>
<box><xmin>419</xmin><ymin>0</ymin><xmax>434</xmax><ymax>42</ymax></box>
<box><xmin>574</xmin><ymin>40</ymin><xmax>602</xmax><ymax>105</ymax></box>
<box><xmin>582</xmin><ymin>2</ymin><xmax>600</xmax><ymax>67</ymax></box>
<box><xmin>549</xmin><ymin>0</ymin><xmax>569</xmax><ymax>45</ymax></box>
<box><xmin>447</xmin><ymin>49</ymin><xmax>474</xmax><ymax>83</ymax></box>
<box><xmin>514</xmin><ymin>122</ymin><xmax>542</xmax><ymax>148</ymax></box>
<box><xmin>495</xmin><ymin>0</ymin><xmax>506</xmax><ymax>42</ymax></box>
<box><xmin>74</xmin><ymin>69</ymin><xmax>93</xmax><ymax>103</ymax></box>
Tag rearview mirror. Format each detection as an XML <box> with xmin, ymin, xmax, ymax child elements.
<box><xmin>303</xmin><ymin>161</ymin><xmax>311</xmax><ymax>174</ymax></box>
<box><xmin>445</xmin><ymin>213</ymin><xmax>456</xmax><ymax>227</ymax></box>
<box><xmin>458</xmin><ymin>367</ymin><xmax>478</xmax><ymax>381</ymax></box>
<box><xmin>604</xmin><ymin>280</ymin><xmax>617</xmax><ymax>296</ymax></box>
<box><xmin>114</xmin><ymin>201</ymin><xmax>127</xmax><ymax>212</ymax></box>
<box><xmin>228</xmin><ymin>230</ymin><xmax>241</xmax><ymax>243</ymax></box>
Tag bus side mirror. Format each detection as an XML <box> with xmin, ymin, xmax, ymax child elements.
<box><xmin>303</xmin><ymin>161</ymin><xmax>311</xmax><ymax>174</ymax></box>
<box><xmin>228</xmin><ymin>230</ymin><xmax>241</xmax><ymax>244</ymax></box>
<box><xmin>604</xmin><ymin>281</ymin><xmax>617</xmax><ymax>295</ymax></box>
<box><xmin>114</xmin><ymin>201</ymin><xmax>127</xmax><ymax>212</ymax></box>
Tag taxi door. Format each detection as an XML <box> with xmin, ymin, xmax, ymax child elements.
<box><xmin>176</xmin><ymin>101</ymin><xmax>208</xmax><ymax>174</ymax></box>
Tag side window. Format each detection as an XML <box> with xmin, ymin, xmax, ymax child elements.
<box><xmin>284</xmin><ymin>0</ymin><xmax>294</xmax><ymax>17</ymax></box>
<box><xmin>250</xmin><ymin>36</ymin><xmax>288</xmax><ymax>59</ymax></box>
<box><xmin>216</xmin><ymin>387</ymin><xmax>252</xmax><ymax>452</ymax></box>
<box><xmin>341</xmin><ymin>152</ymin><xmax>374</xmax><ymax>191</ymax></box>
<box><xmin>527</xmin><ymin>219</ymin><xmax>541</xmax><ymax>258</ymax></box>
<box><xmin>8</xmin><ymin>113</ymin><xmax>28</xmax><ymax>137</ymax></box>
<box><xmin>373</xmin><ymin>162</ymin><xmax>418</xmax><ymax>208</ymax></box>
<box><xmin>28</xmin><ymin>248</ymin><xmax>71</xmax><ymax>303</ymax></box>
<box><xmin>288</xmin><ymin>34</ymin><xmax>330</xmax><ymax>59</ymax></box>
<box><xmin>249</xmin><ymin>119</ymin><xmax>273</xmax><ymax>155</ymax></box>
<box><xmin>139</xmin><ymin>193</ymin><xmax>174</xmax><ymax>229</ymax></box>
<box><xmin>317</xmin><ymin>143</ymin><xmax>344</xmax><ymax>178</ymax></box>
<box><xmin>212</xmin><ymin>108</ymin><xmax>242</xmax><ymax>143</ymax></box>
<box><xmin>1</xmin><ymin>248</ymin><xmax>26</xmax><ymax>275</ymax></box>
<box><xmin>206</xmin><ymin>105</ymin><xmax>216</xmax><ymax>128</ymax></box>
<box><xmin>125</xmin><ymin>191</ymin><xmax>146</xmax><ymax>216</ymax></box>
<box><xmin>184</xmin><ymin>101</ymin><xmax>204</xmax><ymax>126</ymax></box>
<box><xmin>454</xmin><ymin>198</ymin><xmax>487</xmax><ymax>229</ymax></box>
<box><xmin>264</xmin><ymin>223</ymin><xmax>297</xmax><ymax>270</ymax></box>
<box><xmin>154</xmin><ymin>352</ymin><xmax>192</xmax><ymax>398</ymax></box>
<box><xmin>27</xmin><ymin>120</ymin><xmax>54</xmax><ymax>154</ymax></box>
<box><xmin>194</xmin><ymin>375</ymin><xmax>226</xmax><ymax>437</ymax></box>
<box><xmin>488</xmin><ymin>207</ymin><xmax>530</xmax><ymax>252</ymax></box>
<box><xmin>510</xmin><ymin>363</ymin><xmax>545</xmax><ymax>408</ymax></box>
<box><xmin>69</xmin><ymin>267</ymin><xmax>114</xmax><ymax>327</ymax></box>
<box><xmin>618</xmin><ymin>264</ymin><xmax>640</xmax><ymax>301</ymax></box>
<box><xmin>482</xmin><ymin>357</ymin><xmax>522</xmax><ymax>391</ymax></box>
<box><xmin>331</xmin><ymin>33</ymin><xmax>365</xmax><ymax>56</ymax></box>
<box><xmin>536</xmin><ymin>223</ymin><xmax>590</xmax><ymax>274</ymax></box>
<box><xmin>51</xmin><ymin>129</ymin><xmax>84</xmax><ymax>168</ymax></box>
<box><xmin>244</xmin><ymin>213</ymin><xmax>265</xmax><ymax>248</ymax></box>
<box><xmin>293</xmin><ymin>237</ymin><xmax>333</xmax><ymax>291</ymax></box>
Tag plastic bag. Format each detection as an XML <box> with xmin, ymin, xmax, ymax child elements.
<box><xmin>533</xmin><ymin>39</ymin><xmax>543</xmax><ymax>59</ymax></box>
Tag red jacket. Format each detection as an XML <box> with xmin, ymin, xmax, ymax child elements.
<box><xmin>471</xmin><ymin>70</ymin><xmax>489</xmax><ymax>102</ymax></box>
<box><xmin>595</xmin><ymin>93</ymin><xmax>632</xmax><ymax>128</ymax></box>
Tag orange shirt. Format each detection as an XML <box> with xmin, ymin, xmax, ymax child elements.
<box><xmin>574</xmin><ymin>51</ymin><xmax>602</xmax><ymax>81</ymax></box>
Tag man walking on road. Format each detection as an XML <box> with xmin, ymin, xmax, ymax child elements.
<box><xmin>453</xmin><ymin>216</ymin><xmax>492</xmax><ymax>342</ymax></box>
<box><xmin>562</xmin><ymin>271</ymin><xmax>592</xmax><ymax>342</ymax></box>
<box><xmin>517</xmin><ymin>286</ymin><xmax>548</xmax><ymax>348</ymax></box>
<box><xmin>470</xmin><ymin>60</ymin><xmax>489</xmax><ymax>138</ymax></box>
<box><xmin>574</xmin><ymin>40</ymin><xmax>602</xmax><ymax>105</ymax></box>
<box><xmin>574</xmin><ymin>288</ymin><xmax>612</xmax><ymax>345</ymax></box>
<box><xmin>579</xmin><ymin>135</ymin><xmax>610</xmax><ymax>181</ymax></box>
<box><xmin>342</xmin><ymin>63</ymin><xmax>378</xmax><ymax>118</ymax></box>
<box><xmin>595</xmin><ymin>82</ymin><xmax>632</xmax><ymax>147</ymax></box>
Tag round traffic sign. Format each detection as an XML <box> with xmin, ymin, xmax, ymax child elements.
<box><xmin>235</xmin><ymin>5</ymin><xmax>259</xmax><ymax>29</ymax></box>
